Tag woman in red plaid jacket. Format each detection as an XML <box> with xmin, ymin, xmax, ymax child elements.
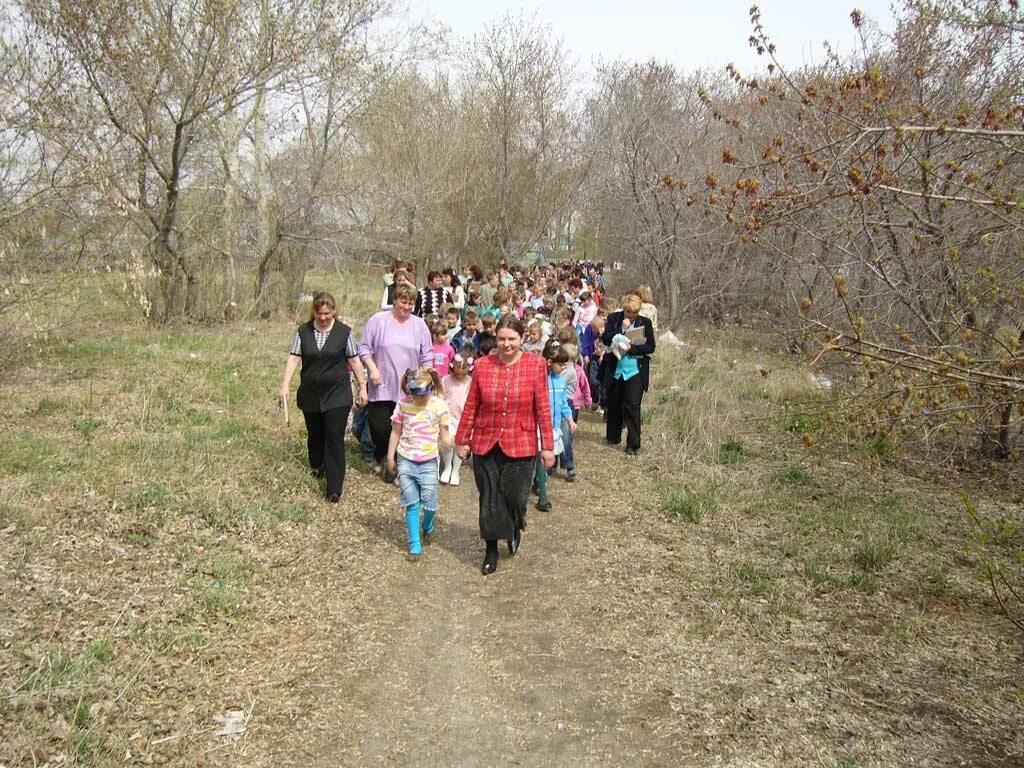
<box><xmin>455</xmin><ymin>314</ymin><xmax>556</xmax><ymax>575</ymax></box>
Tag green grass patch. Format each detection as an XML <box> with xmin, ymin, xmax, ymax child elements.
<box><xmin>1</xmin><ymin>431</ymin><xmax>61</xmax><ymax>474</ymax></box>
<box><xmin>776</xmin><ymin>489</ymin><xmax>922</xmax><ymax>590</ymax></box>
<box><xmin>686</xmin><ymin>366</ymin><xmax>714</xmax><ymax>391</ymax></box>
<box><xmin>715</xmin><ymin>438</ymin><xmax>744</xmax><ymax>465</ymax></box>
<box><xmin>664</xmin><ymin>483</ymin><xmax>718</xmax><ymax>522</ymax></box>
<box><xmin>781</xmin><ymin>410</ymin><xmax>825</xmax><ymax>435</ymax></box>
<box><xmin>859</xmin><ymin>436</ymin><xmax>895</xmax><ymax>461</ymax></box>
<box><xmin>192</xmin><ymin>550</ymin><xmax>255</xmax><ymax>615</ymax></box>
<box><xmin>124</xmin><ymin>483</ymin><xmax>171</xmax><ymax>510</ymax></box>
<box><xmin>734</xmin><ymin>562</ymin><xmax>777</xmax><ymax>596</ymax></box>
<box><xmin>923</xmin><ymin>564</ymin><xmax>950</xmax><ymax>597</ymax></box>
<box><xmin>776</xmin><ymin>466</ymin><xmax>810</xmax><ymax>485</ymax></box>
<box><xmin>129</xmin><ymin>626</ymin><xmax>208</xmax><ymax>656</ymax></box>
<box><xmin>35</xmin><ymin>397</ymin><xmax>66</xmax><ymax>415</ymax></box>
<box><xmin>73</xmin><ymin>417</ymin><xmax>103</xmax><ymax>440</ymax></box>
<box><xmin>851</xmin><ymin>538</ymin><xmax>898</xmax><ymax>571</ymax></box>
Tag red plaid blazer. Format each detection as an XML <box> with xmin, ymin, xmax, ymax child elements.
<box><xmin>454</xmin><ymin>351</ymin><xmax>554</xmax><ymax>458</ymax></box>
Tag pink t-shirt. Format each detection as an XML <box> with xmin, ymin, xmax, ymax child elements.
<box><xmin>574</xmin><ymin>302</ymin><xmax>598</xmax><ymax>329</ymax></box>
<box><xmin>391</xmin><ymin>395</ymin><xmax>451</xmax><ymax>461</ymax></box>
<box><xmin>441</xmin><ymin>374</ymin><xmax>472</xmax><ymax>429</ymax></box>
<box><xmin>432</xmin><ymin>342</ymin><xmax>455</xmax><ymax>376</ymax></box>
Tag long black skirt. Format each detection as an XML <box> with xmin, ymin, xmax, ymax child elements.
<box><xmin>473</xmin><ymin>447</ymin><xmax>535</xmax><ymax>541</ymax></box>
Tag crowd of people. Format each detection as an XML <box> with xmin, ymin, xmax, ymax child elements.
<box><xmin>279</xmin><ymin>258</ymin><xmax>658</xmax><ymax>575</ymax></box>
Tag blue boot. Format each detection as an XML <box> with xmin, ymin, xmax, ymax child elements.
<box><xmin>422</xmin><ymin>507</ymin><xmax>437</xmax><ymax>539</ymax></box>
<box><xmin>405</xmin><ymin>503</ymin><xmax>422</xmax><ymax>558</ymax></box>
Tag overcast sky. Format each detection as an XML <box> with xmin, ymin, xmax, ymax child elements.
<box><xmin>413</xmin><ymin>0</ymin><xmax>899</xmax><ymax>75</ymax></box>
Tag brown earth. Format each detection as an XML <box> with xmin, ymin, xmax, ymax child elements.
<box><xmin>3</xmin><ymin>412</ymin><xmax>1023</xmax><ymax>767</ymax></box>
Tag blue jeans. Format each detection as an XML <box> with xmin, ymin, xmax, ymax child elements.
<box><xmin>397</xmin><ymin>455</ymin><xmax>439</xmax><ymax>512</ymax></box>
<box><xmin>558</xmin><ymin>414</ymin><xmax>576</xmax><ymax>476</ymax></box>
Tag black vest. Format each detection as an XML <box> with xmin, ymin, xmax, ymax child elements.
<box><xmin>296</xmin><ymin>321</ymin><xmax>354</xmax><ymax>413</ymax></box>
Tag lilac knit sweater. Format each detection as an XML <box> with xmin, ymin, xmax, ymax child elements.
<box><xmin>357</xmin><ymin>310</ymin><xmax>433</xmax><ymax>403</ymax></box>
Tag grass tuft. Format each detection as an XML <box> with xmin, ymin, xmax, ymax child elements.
<box><xmin>851</xmin><ymin>538</ymin><xmax>898</xmax><ymax>571</ymax></box>
<box><xmin>776</xmin><ymin>466</ymin><xmax>810</xmax><ymax>485</ymax></box>
<box><xmin>715</xmin><ymin>438</ymin><xmax>745</xmax><ymax>465</ymax></box>
<box><xmin>664</xmin><ymin>483</ymin><xmax>718</xmax><ymax>522</ymax></box>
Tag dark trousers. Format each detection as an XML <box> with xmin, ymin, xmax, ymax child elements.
<box><xmin>304</xmin><ymin>406</ymin><xmax>350</xmax><ymax>496</ymax></box>
<box><xmin>587</xmin><ymin>358</ymin><xmax>604</xmax><ymax>407</ymax></box>
<box><xmin>605</xmin><ymin>375</ymin><xmax>644</xmax><ymax>451</ymax></box>
<box><xmin>366</xmin><ymin>400</ymin><xmax>396</xmax><ymax>463</ymax></box>
<box><xmin>352</xmin><ymin>406</ymin><xmax>374</xmax><ymax>459</ymax></box>
<box><xmin>473</xmin><ymin>447</ymin><xmax>534</xmax><ymax>541</ymax></box>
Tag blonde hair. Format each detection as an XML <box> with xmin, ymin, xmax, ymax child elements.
<box><xmin>401</xmin><ymin>367</ymin><xmax>445</xmax><ymax>397</ymax></box>
<box><xmin>622</xmin><ymin>294</ymin><xmax>643</xmax><ymax>313</ymax></box>
<box><xmin>394</xmin><ymin>283</ymin><xmax>418</xmax><ymax>303</ymax></box>
<box><xmin>637</xmin><ymin>285</ymin><xmax>654</xmax><ymax>303</ymax></box>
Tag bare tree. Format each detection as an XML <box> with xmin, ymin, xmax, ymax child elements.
<box><xmin>704</xmin><ymin>1</ymin><xmax>1024</xmax><ymax>459</ymax></box>
<box><xmin>16</xmin><ymin>0</ymin><xmax>385</xmax><ymax>322</ymax></box>
<box><xmin>462</xmin><ymin>14</ymin><xmax>583</xmax><ymax>262</ymax></box>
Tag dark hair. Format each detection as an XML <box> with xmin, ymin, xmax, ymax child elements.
<box><xmin>427</xmin><ymin>270</ymin><xmax>443</xmax><ymax>283</ymax></box>
<box><xmin>478</xmin><ymin>333</ymin><xmax>497</xmax><ymax>355</ymax></box>
<box><xmin>468</xmin><ymin>264</ymin><xmax>484</xmax><ymax>282</ymax></box>
<box><xmin>544</xmin><ymin>342</ymin><xmax>570</xmax><ymax>365</ymax></box>
<box><xmin>452</xmin><ymin>344</ymin><xmax>476</xmax><ymax>372</ymax></box>
<box><xmin>494</xmin><ymin>312</ymin><xmax>526</xmax><ymax>338</ymax></box>
<box><xmin>441</xmin><ymin>268</ymin><xmax>459</xmax><ymax>287</ymax></box>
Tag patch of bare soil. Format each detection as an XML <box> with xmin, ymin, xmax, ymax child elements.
<box><xmin>3</xmin><ymin>413</ymin><xmax>1023</xmax><ymax>767</ymax></box>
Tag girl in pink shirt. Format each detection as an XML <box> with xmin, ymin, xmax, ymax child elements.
<box><xmin>430</xmin><ymin>319</ymin><xmax>455</xmax><ymax>376</ymax></box>
<box><xmin>440</xmin><ymin>348</ymin><xmax>474</xmax><ymax>485</ymax></box>
<box><xmin>387</xmin><ymin>368</ymin><xmax>452</xmax><ymax>558</ymax></box>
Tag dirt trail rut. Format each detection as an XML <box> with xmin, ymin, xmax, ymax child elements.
<box><xmin>234</xmin><ymin>420</ymin><xmax>690</xmax><ymax>767</ymax></box>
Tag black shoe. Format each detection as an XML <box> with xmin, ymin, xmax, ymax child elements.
<box><xmin>310</xmin><ymin>467</ymin><xmax>324</xmax><ymax>479</ymax></box>
<box><xmin>536</xmin><ymin>499</ymin><xmax>552</xmax><ymax>512</ymax></box>
<box><xmin>326</xmin><ymin>492</ymin><xmax>340</xmax><ymax>503</ymax></box>
<box><xmin>566</xmin><ymin>474</ymin><xmax>576</xmax><ymax>482</ymax></box>
<box><xmin>625</xmin><ymin>447</ymin><xmax>638</xmax><ymax>456</ymax></box>
<box><xmin>605</xmin><ymin>439</ymin><xmax>620</xmax><ymax>447</ymax></box>
<box><xmin>507</xmin><ymin>528</ymin><xmax>521</xmax><ymax>555</ymax></box>
<box><xmin>481</xmin><ymin>550</ymin><xmax>498</xmax><ymax>575</ymax></box>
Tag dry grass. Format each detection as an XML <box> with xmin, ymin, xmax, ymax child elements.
<box><xmin>1</xmin><ymin>272</ymin><xmax>1022</xmax><ymax>766</ymax></box>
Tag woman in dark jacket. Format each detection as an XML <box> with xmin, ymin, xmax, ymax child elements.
<box><xmin>279</xmin><ymin>292</ymin><xmax>368</xmax><ymax>502</ymax></box>
<box><xmin>601</xmin><ymin>293</ymin><xmax>656</xmax><ymax>455</ymax></box>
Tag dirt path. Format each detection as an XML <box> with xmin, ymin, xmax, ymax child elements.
<box><xmin>215</xmin><ymin>416</ymin><xmax>691</xmax><ymax>767</ymax></box>
<box><xmin>79</xmin><ymin>414</ymin><xmax>1022</xmax><ymax>767</ymax></box>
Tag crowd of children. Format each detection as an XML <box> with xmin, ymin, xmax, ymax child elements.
<box><xmin>357</xmin><ymin>258</ymin><xmax>619</xmax><ymax>559</ymax></box>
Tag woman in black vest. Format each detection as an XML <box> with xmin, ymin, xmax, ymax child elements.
<box><xmin>279</xmin><ymin>292</ymin><xmax>368</xmax><ymax>502</ymax></box>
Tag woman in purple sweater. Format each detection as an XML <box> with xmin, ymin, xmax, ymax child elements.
<box><xmin>358</xmin><ymin>283</ymin><xmax>434</xmax><ymax>477</ymax></box>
